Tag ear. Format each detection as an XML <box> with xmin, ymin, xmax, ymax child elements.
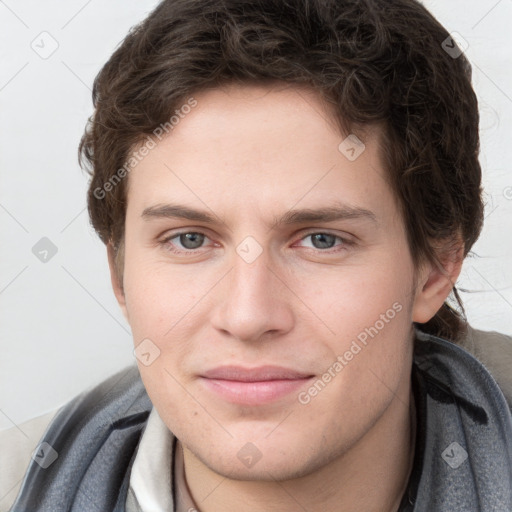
<box><xmin>107</xmin><ymin>242</ymin><xmax>129</xmax><ymax>322</ymax></box>
<box><xmin>412</xmin><ymin>244</ymin><xmax>464</xmax><ymax>324</ymax></box>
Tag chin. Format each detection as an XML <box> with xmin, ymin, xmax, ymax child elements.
<box><xmin>198</xmin><ymin>448</ymin><xmax>318</xmax><ymax>482</ymax></box>
<box><xmin>187</xmin><ymin>432</ymin><xmax>337</xmax><ymax>483</ymax></box>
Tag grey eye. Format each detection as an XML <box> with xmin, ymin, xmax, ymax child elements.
<box><xmin>178</xmin><ymin>232</ymin><xmax>205</xmax><ymax>249</ymax></box>
<box><xmin>309</xmin><ymin>233</ymin><xmax>337</xmax><ymax>249</ymax></box>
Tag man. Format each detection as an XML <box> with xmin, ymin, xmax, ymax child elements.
<box><xmin>7</xmin><ymin>0</ymin><xmax>512</xmax><ymax>511</ymax></box>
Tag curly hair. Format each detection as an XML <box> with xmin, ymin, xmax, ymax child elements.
<box><xmin>79</xmin><ymin>0</ymin><xmax>484</xmax><ymax>342</ymax></box>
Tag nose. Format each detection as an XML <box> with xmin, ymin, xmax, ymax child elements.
<box><xmin>210</xmin><ymin>247</ymin><xmax>294</xmax><ymax>343</ymax></box>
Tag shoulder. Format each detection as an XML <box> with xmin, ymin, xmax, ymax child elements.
<box><xmin>411</xmin><ymin>328</ymin><xmax>512</xmax><ymax>509</ymax></box>
<box><xmin>31</xmin><ymin>363</ymin><xmax>150</xmax><ymax>452</ymax></box>
<box><xmin>457</xmin><ymin>324</ymin><xmax>512</xmax><ymax>409</ymax></box>
<box><xmin>0</xmin><ymin>411</ymin><xmax>58</xmax><ymax>512</ymax></box>
<box><xmin>9</xmin><ymin>365</ymin><xmax>151</xmax><ymax>512</ymax></box>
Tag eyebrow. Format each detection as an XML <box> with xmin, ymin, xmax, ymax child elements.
<box><xmin>141</xmin><ymin>203</ymin><xmax>378</xmax><ymax>229</ymax></box>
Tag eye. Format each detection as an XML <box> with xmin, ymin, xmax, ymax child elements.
<box><xmin>162</xmin><ymin>231</ymin><xmax>211</xmax><ymax>253</ymax></box>
<box><xmin>160</xmin><ymin>230</ymin><xmax>353</xmax><ymax>256</ymax></box>
<box><xmin>296</xmin><ymin>232</ymin><xmax>350</xmax><ymax>251</ymax></box>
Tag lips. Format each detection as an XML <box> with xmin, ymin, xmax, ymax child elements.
<box><xmin>202</xmin><ymin>365</ymin><xmax>312</xmax><ymax>381</ymax></box>
<box><xmin>200</xmin><ymin>365</ymin><xmax>314</xmax><ymax>405</ymax></box>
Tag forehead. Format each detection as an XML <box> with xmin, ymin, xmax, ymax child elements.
<box><xmin>125</xmin><ymin>83</ymin><xmax>395</xmax><ymax>223</ymax></box>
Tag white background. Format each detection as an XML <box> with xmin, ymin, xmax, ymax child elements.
<box><xmin>0</xmin><ymin>0</ymin><xmax>511</xmax><ymax>429</ymax></box>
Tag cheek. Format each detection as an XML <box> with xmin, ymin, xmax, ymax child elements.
<box><xmin>122</xmin><ymin>252</ymin><xmax>193</xmax><ymax>339</ymax></box>
<box><xmin>300</xmin><ymin>247</ymin><xmax>416</xmax><ymax>394</ymax></box>
<box><xmin>296</xmin><ymin>264</ymin><xmax>415</xmax><ymax>446</ymax></box>
<box><xmin>303</xmin><ymin>252</ymin><xmax>414</xmax><ymax>336</ymax></box>
<box><xmin>122</xmin><ymin>256</ymin><xmax>213</xmax><ymax>393</ymax></box>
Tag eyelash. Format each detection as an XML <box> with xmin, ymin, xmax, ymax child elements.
<box><xmin>159</xmin><ymin>230</ymin><xmax>354</xmax><ymax>256</ymax></box>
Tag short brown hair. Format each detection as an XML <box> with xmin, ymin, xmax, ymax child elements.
<box><xmin>79</xmin><ymin>0</ymin><xmax>484</xmax><ymax>342</ymax></box>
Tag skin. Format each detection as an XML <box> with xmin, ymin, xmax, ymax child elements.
<box><xmin>108</xmin><ymin>83</ymin><xmax>461</xmax><ymax>512</ymax></box>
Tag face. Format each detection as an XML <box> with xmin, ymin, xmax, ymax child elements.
<box><xmin>112</xmin><ymin>83</ymin><xmax>443</xmax><ymax>481</ymax></box>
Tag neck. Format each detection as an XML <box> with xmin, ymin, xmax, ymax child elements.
<box><xmin>180</xmin><ymin>376</ymin><xmax>416</xmax><ymax>512</ymax></box>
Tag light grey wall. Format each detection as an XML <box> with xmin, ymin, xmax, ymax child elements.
<box><xmin>1</xmin><ymin>0</ymin><xmax>511</xmax><ymax>429</ymax></box>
